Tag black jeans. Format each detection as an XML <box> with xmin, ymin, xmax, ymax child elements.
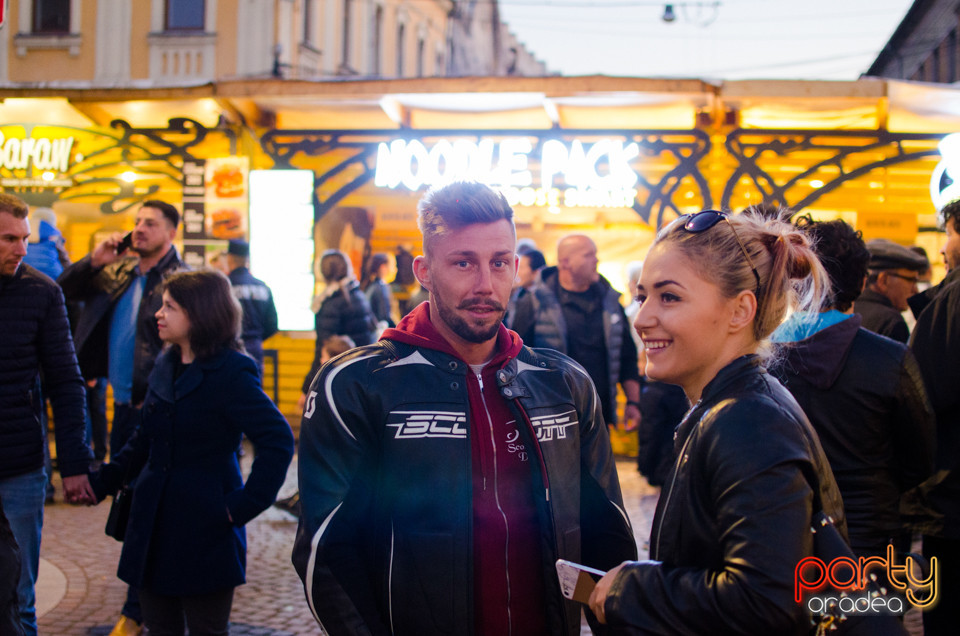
<box><xmin>138</xmin><ymin>586</ymin><xmax>234</xmax><ymax>636</ymax></box>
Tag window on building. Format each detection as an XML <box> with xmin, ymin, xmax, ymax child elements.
<box><xmin>342</xmin><ymin>0</ymin><xmax>351</xmax><ymax>69</ymax></box>
<box><xmin>166</xmin><ymin>0</ymin><xmax>205</xmax><ymax>31</ymax></box>
<box><xmin>33</xmin><ymin>0</ymin><xmax>70</xmax><ymax>33</ymax></box>
<box><xmin>943</xmin><ymin>34</ymin><xmax>955</xmax><ymax>83</ymax></box>
<box><xmin>417</xmin><ymin>38</ymin><xmax>425</xmax><ymax>77</ymax></box>
<box><xmin>396</xmin><ymin>24</ymin><xmax>405</xmax><ymax>77</ymax></box>
<box><xmin>371</xmin><ymin>7</ymin><xmax>383</xmax><ymax>75</ymax></box>
<box><xmin>304</xmin><ymin>0</ymin><xmax>314</xmax><ymax>45</ymax></box>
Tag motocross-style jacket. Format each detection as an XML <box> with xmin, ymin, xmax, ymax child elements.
<box><xmin>293</xmin><ymin>310</ymin><xmax>636</xmax><ymax>636</ymax></box>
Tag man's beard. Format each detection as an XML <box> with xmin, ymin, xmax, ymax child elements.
<box><xmin>433</xmin><ymin>287</ymin><xmax>505</xmax><ymax>344</ymax></box>
<box><xmin>133</xmin><ymin>241</ymin><xmax>163</xmax><ymax>259</ymax></box>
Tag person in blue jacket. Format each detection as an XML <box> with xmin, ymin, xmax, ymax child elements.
<box><xmin>92</xmin><ymin>269</ymin><xmax>294</xmax><ymax>636</ymax></box>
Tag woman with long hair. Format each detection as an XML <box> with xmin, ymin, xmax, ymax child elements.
<box><xmin>92</xmin><ymin>270</ymin><xmax>294</xmax><ymax>636</ymax></box>
<box><xmin>588</xmin><ymin>209</ymin><xmax>846</xmax><ymax>634</ymax></box>
<box><xmin>299</xmin><ymin>250</ymin><xmax>377</xmax><ymax>408</ymax></box>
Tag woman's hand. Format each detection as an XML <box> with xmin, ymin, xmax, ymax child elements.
<box><xmin>588</xmin><ymin>562</ymin><xmax>627</xmax><ymax>624</ymax></box>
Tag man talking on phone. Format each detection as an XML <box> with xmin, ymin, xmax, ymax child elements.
<box><xmin>58</xmin><ymin>200</ymin><xmax>184</xmax><ymax>636</ymax></box>
<box><xmin>293</xmin><ymin>182</ymin><xmax>636</xmax><ymax>636</ymax></box>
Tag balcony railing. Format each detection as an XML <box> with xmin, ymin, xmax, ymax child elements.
<box><xmin>147</xmin><ymin>32</ymin><xmax>217</xmax><ymax>84</ymax></box>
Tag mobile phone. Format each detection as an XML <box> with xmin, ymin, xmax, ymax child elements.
<box><xmin>556</xmin><ymin>559</ymin><xmax>606</xmax><ymax>603</ymax></box>
<box><xmin>115</xmin><ymin>231</ymin><xmax>133</xmax><ymax>254</ymax></box>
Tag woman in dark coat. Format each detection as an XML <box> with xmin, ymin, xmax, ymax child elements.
<box><xmin>93</xmin><ymin>269</ymin><xmax>294</xmax><ymax>635</ymax></box>
<box><xmin>589</xmin><ymin>209</ymin><xmax>846</xmax><ymax>634</ymax></box>
<box><xmin>299</xmin><ymin>249</ymin><xmax>377</xmax><ymax>406</ymax></box>
<box><xmin>362</xmin><ymin>251</ymin><xmax>396</xmax><ymax>329</ymax></box>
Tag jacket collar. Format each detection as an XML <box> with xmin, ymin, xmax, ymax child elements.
<box><xmin>382</xmin><ymin>302</ymin><xmax>523</xmax><ymax>370</ymax></box>
<box><xmin>909</xmin><ymin>266</ymin><xmax>960</xmax><ymax>318</ymax></box>
<box><xmin>858</xmin><ymin>287</ymin><xmax>895</xmax><ymax>309</ymax></box>
<box><xmin>698</xmin><ymin>354</ymin><xmax>763</xmax><ymax>406</ymax></box>
<box><xmin>149</xmin><ymin>245</ymin><xmax>182</xmax><ymax>276</ymax></box>
<box><xmin>776</xmin><ymin>314</ymin><xmax>861</xmax><ymax>389</ymax></box>
<box><xmin>541</xmin><ymin>265</ymin><xmax>615</xmax><ymax>299</ymax></box>
<box><xmin>148</xmin><ymin>347</ymin><xmax>231</xmax><ymax>402</ymax></box>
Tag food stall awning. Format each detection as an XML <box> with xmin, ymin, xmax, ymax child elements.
<box><xmin>4</xmin><ymin>76</ymin><xmax>960</xmax><ymax>135</ymax></box>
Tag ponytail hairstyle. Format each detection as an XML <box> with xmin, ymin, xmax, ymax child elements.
<box><xmin>655</xmin><ymin>206</ymin><xmax>830</xmax><ymax>353</ymax></box>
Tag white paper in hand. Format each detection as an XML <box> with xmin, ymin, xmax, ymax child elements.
<box><xmin>556</xmin><ymin>559</ymin><xmax>606</xmax><ymax>604</ymax></box>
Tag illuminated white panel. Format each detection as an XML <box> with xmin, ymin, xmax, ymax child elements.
<box><xmin>249</xmin><ymin>170</ymin><xmax>315</xmax><ymax>331</ymax></box>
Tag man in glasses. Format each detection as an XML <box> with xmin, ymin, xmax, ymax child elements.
<box><xmin>854</xmin><ymin>238</ymin><xmax>929</xmax><ymax>343</ymax></box>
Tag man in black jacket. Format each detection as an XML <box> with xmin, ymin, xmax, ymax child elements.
<box><xmin>855</xmin><ymin>238</ymin><xmax>929</xmax><ymax>343</ymax></box>
<box><xmin>293</xmin><ymin>182</ymin><xmax>636</xmax><ymax>636</ymax></box>
<box><xmin>511</xmin><ymin>235</ymin><xmax>642</xmax><ymax>430</ymax></box>
<box><xmin>225</xmin><ymin>239</ymin><xmax>278</xmax><ymax>372</ymax></box>
<box><xmin>773</xmin><ymin>218</ymin><xmax>934</xmax><ymax>560</ymax></box>
<box><xmin>905</xmin><ymin>198</ymin><xmax>960</xmax><ymax>636</ymax></box>
<box><xmin>58</xmin><ymin>199</ymin><xmax>184</xmax><ymax>636</ymax></box>
<box><xmin>1</xmin><ymin>193</ymin><xmax>94</xmax><ymax>636</ymax></box>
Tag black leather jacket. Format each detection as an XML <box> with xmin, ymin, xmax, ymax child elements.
<box><xmin>904</xmin><ymin>267</ymin><xmax>960</xmax><ymax>539</ymax></box>
<box><xmin>773</xmin><ymin>315</ymin><xmax>934</xmax><ymax>555</ymax></box>
<box><xmin>292</xmin><ymin>332</ymin><xmax>636</xmax><ymax>636</ymax></box>
<box><xmin>604</xmin><ymin>356</ymin><xmax>846</xmax><ymax>635</ymax></box>
<box><xmin>58</xmin><ymin>247</ymin><xmax>184</xmax><ymax>404</ymax></box>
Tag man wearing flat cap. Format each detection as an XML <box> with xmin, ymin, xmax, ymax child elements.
<box><xmin>225</xmin><ymin>239</ymin><xmax>278</xmax><ymax>372</ymax></box>
<box><xmin>854</xmin><ymin>238</ymin><xmax>929</xmax><ymax>343</ymax></box>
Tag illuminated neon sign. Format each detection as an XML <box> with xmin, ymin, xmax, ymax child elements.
<box><xmin>931</xmin><ymin>133</ymin><xmax>960</xmax><ymax>211</ymax></box>
<box><xmin>0</xmin><ymin>131</ymin><xmax>75</xmax><ymax>173</ymax></box>
<box><xmin>374</xmin><ymin>138</ymin><xmax>640</xmax><ymax>209</ymax></box>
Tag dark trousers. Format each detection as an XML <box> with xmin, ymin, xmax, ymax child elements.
<box><xmin>111</xmin><ymin>403</ymin><xmax>143</xmax><ymax>623</ymax></box>
<box><xmin>922</xmin><ymin>534</ymin><xmax>960</xmax><ymax>636</ymax></box>
<box><xmin>86</xmin><ymin>379</ymin><xmax>108</xmax><ymax>461</ymax></box>
<box><xmin>0</xmin><ymin>499</ymin><xmax>25</xmax><ymax>636</ymax></box>
<box><xmin>138</xmin><ymin>586</ymin><xmax>234</xmax><ymax>636</ymax></box>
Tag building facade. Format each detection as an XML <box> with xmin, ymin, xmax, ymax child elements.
<box><xmin>867</xmin><ymin>0</ymin><xmax>960</xmax><ymax>83</ymax></box>
<box><xmin>0</xmin><ymin>0</ymin><xmax>546</xmax><ymax>86</ymax></box>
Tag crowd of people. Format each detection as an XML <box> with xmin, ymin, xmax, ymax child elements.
<box><xmin>1</xmin><ymin>181</ymin><xmax>958</xmax><ymax>635</ymax></box>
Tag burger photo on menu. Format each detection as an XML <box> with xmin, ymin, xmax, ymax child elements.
<box><xmin>206</xmin><ymin>205</ymin><xmax>245</xmax><ymax>239</ymax></box>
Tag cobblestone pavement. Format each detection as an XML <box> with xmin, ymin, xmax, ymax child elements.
<box><xmin>35</xmin><ymin>454</ymin><xmax>922</xmax><ymax>635</ymax></box>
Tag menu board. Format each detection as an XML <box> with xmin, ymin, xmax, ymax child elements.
<box><xmin>180</xmin><ymin>157</ymin><xmax>250</xmax><ymax>269</ymax></box>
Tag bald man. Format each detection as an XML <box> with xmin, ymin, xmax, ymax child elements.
<box><xmin>512</xmin><ymin>234</ymin><xmax>641</xmax><ymax>429</ymax></box>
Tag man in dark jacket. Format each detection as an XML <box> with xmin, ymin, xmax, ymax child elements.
<box><xmin>225</xmin><ymin>239</ymin><xmax>278</xmax><ymax>372</ymax></box>
<box><xmin>57</xmin><ymin>199</ymin><xmax>184</xmax><ymax>635</ymax></box>
<box><xmin>904</xmin><ymin>198</ymin><xmax>960</xmax><ymax>636</ymax></box>
<box><xmin>511</xmin><ymin>235</ymin><xmax>642</xmax><ymax>429</ymax></box>
<box><xmin>1</xmin><ymin>193</ymin><xmax>94</xmax><ymax>636</ymax></box>
<box><xmin>293</xmin><ymin>182</ymin><xmax>636</xmax><ymax>636</ymax></box>
<box><xmin>855</xmin><ymin>238</ymin><xmax>929</xmax><ymax>343</ymax></box>
<box><xmin>772</xmin><ymin>218</ymin><xmax>934</xmax><ymax>559</ymax></box>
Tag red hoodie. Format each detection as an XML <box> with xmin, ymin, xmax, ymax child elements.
<box><xmin>382</xmin><ymin>303</ymin><xmax>548</xmax><ymax>636</ymax></box>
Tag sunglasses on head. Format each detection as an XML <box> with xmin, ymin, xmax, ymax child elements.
<box><xmin>675</xmin><ymin>210</ymin><xmax>761</xmax><ymax>298</ymax></box>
